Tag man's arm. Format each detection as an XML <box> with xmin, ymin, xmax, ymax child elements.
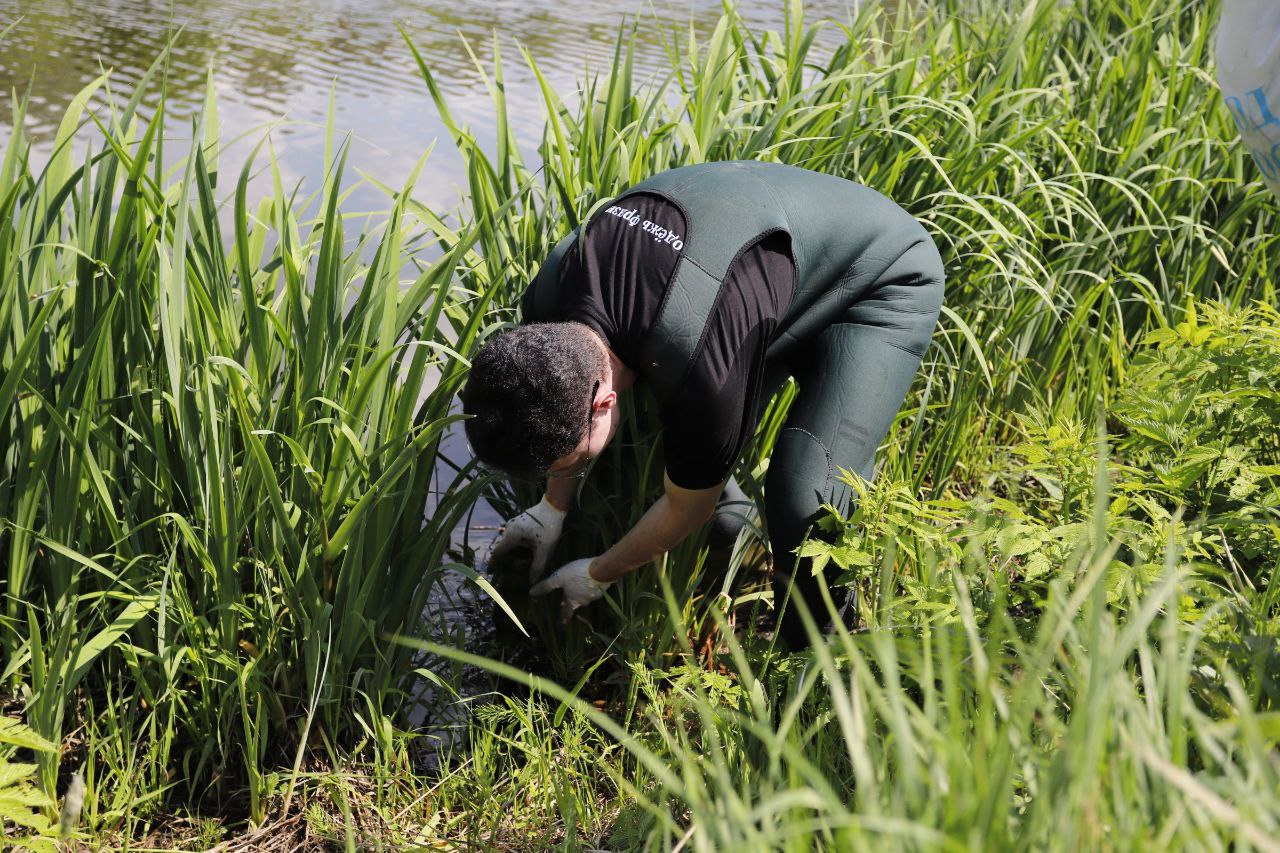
<box><xmin>588</xmin><ymin>473</ymin><xmax>723</xmax><ymax>584</ymax></box>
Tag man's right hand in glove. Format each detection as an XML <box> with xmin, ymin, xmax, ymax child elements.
<box><xmin>488</xmin><ymin>495</ymin><xmax>567</xmax><ymax>581</ymax></box>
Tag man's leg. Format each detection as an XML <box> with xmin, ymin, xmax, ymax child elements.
<box><xmin>709</xmin><ymin>476</ymin><xmax>756</xmax><ymax>551</ymax></box>
<box><xmin>698</xmin><ymin>477</ymin><xmax>761</xmax><ymax>595</ymax></box>
<box><xmin>765</xmin><ymin>240</ymin><xmax>944</xmax><ymax>648</ymax></box>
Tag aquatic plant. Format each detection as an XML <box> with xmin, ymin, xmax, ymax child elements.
<box><xmin>419</xmin><ymin>299</ymin><xmax>1280</xmax><ymax>849</ymax></box>
<box><xmin>0</xmin><ymin>65</ymin><xmax>507</xmax><ymax>829</ymax></box>
<box><xmin>423</xmin><ymin>0</ymin><xmax>1275</xmax><ymax>670</ymax></box>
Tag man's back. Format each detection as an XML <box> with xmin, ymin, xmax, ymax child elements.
<box><xmin>522</xmin><ymin>182</ymin><xmax>793</xmax><ymax>489</ymax></box>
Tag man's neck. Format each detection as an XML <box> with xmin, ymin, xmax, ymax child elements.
<box><xmin>587</xmin><ymin>328</ymin><xmax>637</xmax><ymax>392</ymax></box>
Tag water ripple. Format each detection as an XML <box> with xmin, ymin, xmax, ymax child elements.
<box><xmin>0</xmin><ymin>0</ymin><xmax>856</xmax><ymax>210</ymax></box>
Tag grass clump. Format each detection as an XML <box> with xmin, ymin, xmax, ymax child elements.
<box><xmin>417</xmin><ymin>0</ymin><xmax>1280</xmax><ymax>847</ymax></box>
<box><xmin>425</xmin><ymin>0</ymin><xmax>1278</xmax><ymax>675</ymax></box>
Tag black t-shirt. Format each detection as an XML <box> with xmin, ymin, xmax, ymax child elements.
<box><xmin>527</xmin><ymin>192</ymin><xmax>796</xmax><ymax>489</ymax></box>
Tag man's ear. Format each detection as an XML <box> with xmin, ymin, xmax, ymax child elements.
<box><xmin>595</xmin><ymin>389</ymin><xmax>618</xmax><ymax>412</ymax></box>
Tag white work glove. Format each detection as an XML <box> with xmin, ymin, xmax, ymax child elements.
<box><xmin>489</xmin><ymin>496</ymin><xmax>566</xmax><ymax>582</ymax></box>
<box><xmin>529</xmin><ymin>557</ymin><xmax>613</xmax><ymax>624</ymax></box>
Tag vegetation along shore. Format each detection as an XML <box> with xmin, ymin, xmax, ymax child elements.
<box><xmin>1</xmin><ymin>0</ymin><xmax>1278</xmax><ymax>848</ymax></box>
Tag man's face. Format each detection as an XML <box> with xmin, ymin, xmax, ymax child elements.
<box><xmin>545</xmin><ymin>381</ymin><xmax>619</xmax><ymax>479</ymax></box>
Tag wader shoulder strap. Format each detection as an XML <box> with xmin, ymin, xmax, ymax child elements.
<box><xmin>623</xmin><ymin>163</ymin><xmax>791</xmax><ymax>402</ymax></box>
<box><xmin>633</xmin><ymin>162</ymin><xmax>930</xmax><ymax>370</ymax></box>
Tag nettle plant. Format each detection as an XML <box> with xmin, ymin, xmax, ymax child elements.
<box><xmin>794</xmin><ymin>472</ymin><xmax>1108</xmax><ymax>631</ymax></box>
<box><xmin>1112</xmin><ymin>300</ymin><xmax>1280</xmax><ymax>577</ymax></box>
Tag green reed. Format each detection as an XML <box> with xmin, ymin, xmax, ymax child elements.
<box><xmin>406</xmin><ymin>0</ymin><xmax>1279</xmax><ymax>848</ymax></box>
<box><xmin>420</xmin><ymin>461</ymin><xmax>1280</xmax><ymax>849</ymax></box>
<box><xmin>0</xmin><ymin>60</ymin><xmax>510</xmax><ymax>827</ymax></box>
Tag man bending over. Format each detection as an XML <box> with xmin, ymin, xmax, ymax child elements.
<box><xmin>460</xmin><ymin>161</ymin><xmax>944</xmax><ymax>648</ymax></box>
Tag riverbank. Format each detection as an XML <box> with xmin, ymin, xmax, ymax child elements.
<box><xmin>3</xmin><ymin>0</ymin><xmax>1278</xmax><ymax>849</ymax></box>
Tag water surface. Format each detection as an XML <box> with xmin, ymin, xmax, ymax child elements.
<box><xmin>0</xmin><ymin>0</ymin><xmax>857</xmax><ymax>211</ymax></box>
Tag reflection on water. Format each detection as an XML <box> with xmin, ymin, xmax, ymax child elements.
<box><xmin>0</xmin><ymin>0</ymin><xmax>857</xmax><ymax>210</ymax></box>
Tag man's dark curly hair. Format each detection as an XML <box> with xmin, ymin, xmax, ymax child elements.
<box><xmin>460</xmin><ymin>322</ymin><xmax>606</xmax><ymax>480</ymax></box>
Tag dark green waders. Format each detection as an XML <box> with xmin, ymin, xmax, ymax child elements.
<box><xmin>527</xmin><ymin>161</ymin><xmax>945</xmax><ymax>648</ymax></box>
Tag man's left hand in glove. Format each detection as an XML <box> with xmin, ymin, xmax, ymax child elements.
<box><xmin>529</xmin><ymin>557</ymin><xmax>613</xmax><ymax>624</ymax></box>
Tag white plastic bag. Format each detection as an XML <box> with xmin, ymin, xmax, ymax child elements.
<box><xmin>1216</xmin><ymin>0</ymin><xmax>1280</xmax><ymax>199</ymax></box>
